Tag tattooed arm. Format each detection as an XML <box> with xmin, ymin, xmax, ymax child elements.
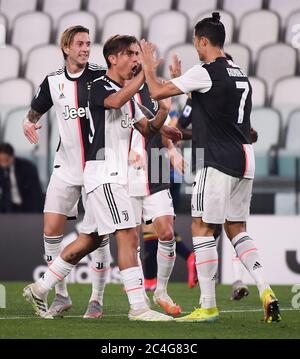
<box><xmin>23</xmin><ymin>108</ymin><xmax>43</xmax><ymax>144</ymax></box>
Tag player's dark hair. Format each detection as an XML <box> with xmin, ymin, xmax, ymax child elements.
<box><xmin>194</xmin><ymin>12</ymin><xmax>225</xmax><ymax>48</ymax></box>
<box><xmin>60</xmin><ymin>25</ymin><xmax>90</xmax><ymax>60</ymax></box>
<box><xmin>103</xmin><ymin>35</ymin><xmax>138</xmax><ymax>68</ymax></box>
<box><xmin>0</xmin><ymin>143</ymin><xmax>14</xmax><ymax>157</ymax></box>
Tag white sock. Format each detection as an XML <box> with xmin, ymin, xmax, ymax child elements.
<box><xmin>231</xmin><ymin>248</ymin><xmax>244</xmax><ymax>283</ymax></box>
<box><xmin>89</xmin><ymin>236</ymin><xmax>110</xmax><ymax>305</ymax></box>
<box><xmin>137</xmin><ymin>245</ymin><xmax>150</xmax><ymax>303</ymax></box>
<box><xmin>120</xmin><ymin>266</ymin><xmax>148</xmax><ymax>311</ymax></box>
<box><xmin>156</xmin><ymin>238</ymin><xmax>176</xmax><ymax>293</ymax></box>
<box><xmin>231</xmin><ymin>232</ymin><xmax>270</xmax><ymax>296</ymax></box>
<box><xmin>137</xmin><ymin>246</ymin><xmax>145</xmax><ymax>284</ymax></box>
<box><xmin>37</xmin><ymin>256</ymin><xmax>74</xmax><ymax>297</ymax></box>
<box><xmin>193</xmin><ymin>236</ymin><xmax>218</xmax><ymax>309</ymax></box>
<box><xmin>44</xmin><ymin>235</ymin><xmax>68</xmax><ymax>297</ymax></box>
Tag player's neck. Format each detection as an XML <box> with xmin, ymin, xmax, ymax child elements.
<box><xmin>107</xmin><ymin>69</ymin><xmax>124</xmax><ymax>87</ymax></box>
<box><xmin>203</xmin><ymin>48</ymin><xmax>224</xmax><ymax>64</ymax></box>
<box><xmin>66</xmin><ymin>61</ymin><xmax>86</xmax><ymax>74</ymax></box>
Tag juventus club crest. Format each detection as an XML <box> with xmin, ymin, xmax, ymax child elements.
<box><xmin>122</xmin><ymin>210</ymin><xmax>129</xmax><ymax>222</ymax></box>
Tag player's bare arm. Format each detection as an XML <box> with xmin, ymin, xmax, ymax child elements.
<box><xmin>104</xmin><ymin>70</ymin><xmax>145</xmax><ymax>109</ymax></box>
<box><xmin>139</xmin><ymin>40</ymin><xmax>183</xmax><ymax>100</ymax></box>
<box><xmin>134</xmin><ymin>96</ymin><xmax>181</xmax><ymax>141</ymax></box>
<box><xmin>134</xmin><ymin>98</ymin><xmax>169</xmax><ymax>138</ymax></box>
<box><xmin>134</xmin><ymin>95</ymin><xmax>182</xmax><ymax>141</ymax></box>
<box><xmin>23</xmin><ymin>108</ymin><xmax>43</xmax><ymax>144</ymax></box>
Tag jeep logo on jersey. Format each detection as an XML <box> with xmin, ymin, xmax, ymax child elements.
<box><xmin>64</xmin><ymin>105</ymin><xmax>89</xmax><ymax>120</ymax></box>
<box><xmin>121</xmin><ymin>114</ymin><xmax>135</xmax><ymax>128</ymax></box>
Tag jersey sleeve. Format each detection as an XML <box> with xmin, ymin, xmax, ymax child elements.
<box><xmin>133</xmin><ymin>101</ymin><xmax>145</xmax><ymax>123</ymax></box>
<box><xmin>30</xmin><ymin>76</ymin><xmax>53</xmax><ymax>114</ymax></box>
<box><xmin>89</xmin><ymin>78</ymin><xmax>116</xmax><ymax>108</ymax></box>
<box><xmin>178</xmin><ymin>98</ymin><xmax>192</xmax><ymax>128</ymax></box>
<box><xmin>171</xmin><ymin>65</ymin><xmax>212</xmax><ymax>94</ymax></box>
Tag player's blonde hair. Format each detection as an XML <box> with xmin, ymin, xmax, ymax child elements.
<box><xmin>60</xmin><ymin>25</ymin><xmax>89</xmax><ymax>60</ymax></box>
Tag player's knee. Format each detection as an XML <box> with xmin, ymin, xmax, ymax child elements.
<box><xmin>191</xmin><ymin>218</ymin><xmax>215</xmax><ymax>237</ymax></box>
<box><xmin>44</xmin><ymin>225</ymin><xmax>63</xmax><ymax>238</ymax></box>
<box><xmin>224</xmin><ymin>221</ymin><xmax>246</xmax><ymax>240</ymax></box>
<box><xmin>158</xmin><ymin>227</ymin><xmax>174</xmax><ymax>242</ymax></box>
<box><xmin>44</xmin><ymin>213</ymin><xmax>66</xmax><ymax>237</ymax></box>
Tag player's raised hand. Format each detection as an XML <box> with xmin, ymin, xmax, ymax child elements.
<box><xmin>169</xmin><ymin>54</ymin><xmax>182</xmax><ymax>79</ymax></box>
<box><xmin>23</xmin><ymin>120</ymin><xmax>42</xmax><ymax>144</ymax></box>
<box><xmin>139</xmin><ymin>39</ymin><xmax>163</xmax><ymax>72</ymax></box>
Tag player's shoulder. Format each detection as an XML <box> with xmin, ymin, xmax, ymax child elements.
<box><xmin>225</xmin><ymin>60</ymin><xmax>248</xmax><ymax>78</ymax></box>
<box><xmin>48</xmin><ymin>67</ymin><xmax>65</xmax><ymax>78</ymax></box>
<box><xmin>203</xmin><ymin>57</ymin><xmax>247</xmax><ymax>78</ymax></box>
<box><xmin>91</xmin><ymin>74</ymin><xmax>120</xmax><ymax>91</ymax></box>
<box><xmin>87</xmin><ymin>62</ymin><xmax>107</xmax><ymax>74</ymax></box>
<box><xmin>202</xmin><ymin>57</ymin><xmax>230</xmax><ymax>70</ymax></box>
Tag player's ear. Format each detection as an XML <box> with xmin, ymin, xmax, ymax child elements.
<box><xmin>63</xmin><ymin>46</ymin><xmax>70</xmax><ymax>57</ymax></box>
<box><xmin>202</xmin><ymin>37</ymin><xmax>209</xmax><ymax>47</ymax></box>
<box><xmin>108</xmin><ymin>54</ymin><xmax>117</xmax><ymax>66</ymax></box>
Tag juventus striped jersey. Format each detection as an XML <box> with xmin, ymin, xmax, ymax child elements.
<box><xmin>171</xmin><ymin>57</ymin><xmax>255</xmax><ymax>179</ymax></box>
<box><xmin>31</xmin><ymin>63</ymin><xmax>106</xmax><ymax>185</ymax></box>
<box><xmin>128</xmin><ymin>83</ymin><xmax>171</xmax><ymax>197</ymax></box>
<box><xmin>84</xmin><ymin>75</ymin><xmax>145</xmax><ymax>194</ymax></box>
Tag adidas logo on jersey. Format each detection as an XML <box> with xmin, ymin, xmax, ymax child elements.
<box><xmin>64</xmin><ymin>105</ymin><xmax>89</xmax><ymax>120</ymax></box>
<box><xmin>253</xmin><ymin>261</ymin><xmax>262</xmax><ymax>270</ymax></box>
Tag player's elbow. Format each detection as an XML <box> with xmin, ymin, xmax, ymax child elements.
<box><xmin>104</xmin><ymin>97</ymin><xmax>123</xmax><ymax>109</ymax></box>
<box><xmin>150</xmin><ymin>91</ymin><xmax>163</xmax><ymax>100</ymax></box>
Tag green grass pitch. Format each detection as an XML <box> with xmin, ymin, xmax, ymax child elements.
<box><xmin>0</xmin><ymin>282</ymin><xmax>299</xmax><ymax>339</ymax></box>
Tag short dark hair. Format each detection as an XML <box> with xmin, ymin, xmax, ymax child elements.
<box><xmin>103</xmin><ymin>35</ymin><xmax>138</xmax><ymax>68</ymax></box>
<box><xmin>194</xmin><ymin>12</ymin><xmax>225</xmax><ymax>48</ymax></box>
<box><xmin>0</xmin><ymin>143</ymin><xmax>14</xmax><ymax>156</ymax></box>
<box><xmin>60</xmin><ymin>25</ymin><xmax>90</xmax><ymax>60</ymax></box>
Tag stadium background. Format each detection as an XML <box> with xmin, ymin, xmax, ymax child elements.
<box><xmin>0</xmin><ymin>0</ymin><xmax>300</xmax><ymax>285</ymax></box>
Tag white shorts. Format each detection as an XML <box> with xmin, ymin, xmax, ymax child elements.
<box><xmin>44</xmin><ymin>174</ymin><xmax>82</xmax><ymax>218</ymax></box>
<box><xmin>191</xmin><ymin>167</ymin><xmax>253</xmax><ymax>224</ymax></box>
<box><xmin>80</xmin><ymin>183</ymin><xmax>136</xmax><ymax>236</ymax></box>
<box><xmin>130</xmin><ymin>189</ymin><xmax>175</xmax><ymax>226</ymax></box>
